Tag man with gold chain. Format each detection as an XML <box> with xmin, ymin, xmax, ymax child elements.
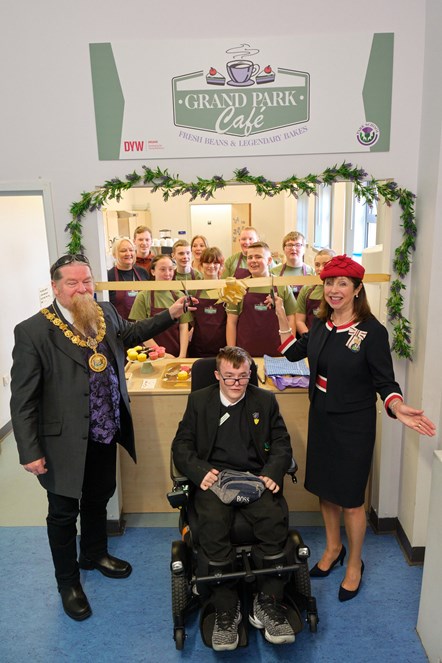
<box><xmin>10</xmin><ymin>254</ymin><xmax>195</xmax><ymax>621</ymax></box>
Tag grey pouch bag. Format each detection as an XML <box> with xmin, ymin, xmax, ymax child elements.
<box><xmin>209</xmin><ymin>469</ymin><xmax>266</xmax><ymax>505</ymax></box>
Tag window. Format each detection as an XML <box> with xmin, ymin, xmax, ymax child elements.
<box><xmin>352</xmin><ymin>191</ymin><xmax>377</xmax><ymax>258</ymax></box>
<box><xmin>314</xmin><ymin>184</ymin><xmax>333</xmax><ymax>248</ymax></box>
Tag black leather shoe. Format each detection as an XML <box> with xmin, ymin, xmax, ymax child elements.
<box><xmin>59</xmin><ymin>583</ymin><xmax>92</xmax><ymax>621</ymax></box>
<box><xmin>310</xmin><ymin>545</ymin><xmax>346</xmax><ymax>577</ymax></box>
<box><xmin>338</xmin><ymin>560</ymin><xmax>365</xmax><ymax>602</ymax></box>
<box><xmin>79</xmin><ymin>553</ymin><xmax>132</xmax><ymax>578</ymax></box>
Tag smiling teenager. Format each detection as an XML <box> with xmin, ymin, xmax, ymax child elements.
<box><xmin>226</xmin><ymin>242</ymin><xmax>296</xmax><ymax>357</ymax></box>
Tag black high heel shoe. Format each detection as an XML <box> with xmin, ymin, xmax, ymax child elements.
<box><xmin>338</xmin><ymin>560</ymin><xmax>365</xmax><ymax>602</ymax></box>
<box><xmin>309</xmin><ymin>545</ymin><xmax>346</xmax><ymax>578</ymax></box>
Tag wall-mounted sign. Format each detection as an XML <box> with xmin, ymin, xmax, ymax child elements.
<box><xmin>89</xmin><ymin>34</ymin><xmax>393</xmax><ymax>160</ymax></box>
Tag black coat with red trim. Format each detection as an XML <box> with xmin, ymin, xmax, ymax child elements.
<box><xmin>280</xmin><ymin>315</ymin><xmax>402</xmax><ymax>414</ymax></box>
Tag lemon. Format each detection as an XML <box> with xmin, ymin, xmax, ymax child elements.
<box><xmin>137</xmin><ymin>353</ymin><xmax>147</xmax><ymax>362</ymax></box>
<box><xmin>176</xmin><ymin>370</ymin><xmax>189</xmax><ymax>381</ymax></box>
<box><xmin>127</xmin><ymin>349</ymin><xmax>138</xmax><ymax>361</ymax></box>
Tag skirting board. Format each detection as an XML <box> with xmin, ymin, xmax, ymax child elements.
<box><xmin>369</xmin><ymin>507</ymin><xmax>425</xmax><ymax>565</ymax></box>
<box><xmin>107</xmin><ymin>517</ymin><xmax>126</xmax><ymax>537</ymax></box>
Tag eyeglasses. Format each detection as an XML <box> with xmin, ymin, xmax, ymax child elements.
<box><xmin>284</xmin><ymin>242</ymin><xmax>304</xmax><ymax>249</ymax></box>
<box><xmin>50</xmin><ymin>254</ymin><xmax>89</xmax><ymax>278</ymax></box>
<box><xmin>218</xmin><ymin>373</ymin><xmax>251</xmax><ymax>386</ymax></box>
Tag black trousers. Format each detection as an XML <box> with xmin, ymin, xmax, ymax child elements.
<box><xmin>194</xmin><ymin>488</ymin><xmax>289</xmax><ymax>609</ymax></box>
<box><xmin>46</xmin><ymin>440</ymin><xmax>117</xmax><ymax>589</ymax></box>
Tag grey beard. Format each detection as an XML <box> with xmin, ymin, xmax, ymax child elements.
<box><xmin>71</xmin><ymin>294</ymin><xmax>99</xmax><ymax>337</ymax></box>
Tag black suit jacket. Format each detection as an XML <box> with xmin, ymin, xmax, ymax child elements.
<box><xmin>282</xmin><ymin>316</ymin><xmax>402</xmax><ymax>412</ymax></box>
<box><xmin>172</xmin><ymin>383</ymin><xmax>293</xmax><ymax>489</ymax></box>
<box><xmin>10</xmin><ymin>301</ymin><xmax>176</xmax><ymax>498</ymax></box>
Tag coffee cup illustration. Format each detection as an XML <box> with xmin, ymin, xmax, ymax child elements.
<box><xmin>226</xmin><ymin>60</ymin><xmax>259</xmax><ymax>85</ymax></box>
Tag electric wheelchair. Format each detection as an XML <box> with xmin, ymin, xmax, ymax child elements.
<box><xmin>167</xmin><ymin>357</ymin><xmax>319</xmax><ymax>650</ymax></box>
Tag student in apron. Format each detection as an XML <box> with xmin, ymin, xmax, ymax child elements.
<box><xmin>129</xmin><ymin>255</ymin><xmax>193</xmax><ymax>357</ymax></box>
<box><xmin>271</xmin><ymin>231</ymin><xmax>314</xmax><ymax>299</ymax></box>
<box><xmin>188</xmin><ymin>247</ymin><xmax>227</xmax><ymax>357</ymax></box>
<box><xmin>190</xmin><ymin>234</ymin><xmax>209</xmax><ymax>274</ymax></box>
<box><xmin>221</xmin><ymin>226</ymin><xmax>259</xmax><ymax>278</ymax></box>
<box><xmin>296</xmin><ymin>249</ymin><xmax>336</xmax><ymax>335</ymax></box>
<box><xmin>172</xmin><ymin>239</ymin><xmax>204</xmax><ymax>281</ymax></box>
<box><xmin>107</xmin><ymin>237</ymin><xmax>150</xmax><ymax>319</ymax></box>
<box><xmin>133</xmin><ymin>224</ymin><xmax>155</xmax><ymax>274</ymax></box>
<box><xmin>226</xmin><ymin>242</ymin><xmax>297</xmax><ymax>357</ymax></box>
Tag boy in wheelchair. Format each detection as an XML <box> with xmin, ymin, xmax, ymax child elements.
<box><xmin>172</xmin><ymin>346</ymin><xmax>297</xmax><ymax>651</ymax></box>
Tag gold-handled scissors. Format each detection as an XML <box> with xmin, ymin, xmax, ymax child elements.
<box><xmin>180</xmin><ymin>281</ymin><xmax>192</xmax><ymax>313</ymax></box>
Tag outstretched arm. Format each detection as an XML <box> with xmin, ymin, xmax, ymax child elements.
<box><xmin>389</xmin><ymin>399</ymin><xmax>436</xmax><ymax>437</ymax></box>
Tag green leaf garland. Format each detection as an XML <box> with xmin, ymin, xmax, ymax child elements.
<box><xmin>66</xmin><ymin>161</ymin><xmax>417</xmax><ymax>359</ymax></box>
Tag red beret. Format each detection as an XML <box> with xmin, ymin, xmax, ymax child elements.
<box><xmin>319</xmin><ymin>254</ymin><xmax>365</xmax><ymax>280</ymax></box>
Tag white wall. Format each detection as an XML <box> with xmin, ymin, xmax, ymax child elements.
<box><xmin>0</xmin><ymin>194</ymin><xmax>51</xmax><ymax>429</ymax></box>
<box><xmin>398</xmin><ymin>0</ymin><xmax>442</xmax><ymax>545</ymax></box>
<box><xmin>1</xmin><ymin>0</ymin><xmax>440</xmax><ymax>550</ymax></box>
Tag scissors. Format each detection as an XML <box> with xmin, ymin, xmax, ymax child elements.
<box><xmin>269</xmin><ymin>275</ymin><xmax>276</xmax><ymax>308</ymax></box>
<box><xmin>180</xmin><ymin>281</ymin><xmax>193</xmax><ymax>313</ymax></box>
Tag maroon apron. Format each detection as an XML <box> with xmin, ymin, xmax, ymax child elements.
<box><xmin>236</xmin><ymin>287</ymin><xmax>280</xmax><ymax>357</ymax></box>
<box><xmin>174</xmin><ymin>268</ymin><xmax>199</xmax><ymax>280</ymax></box>
<box><xmin>149</xmin><ymin>290</ymin><xmax>181</xmax><ymax>356</ymax></box>
<box><xmin>233</xmin><ymin>254</ymin><xmax>251</xmax><ymax>279</ymax></box>
<box><xmin>188</xmin><ymin>292</ymin><xmax>227</xmax><ymax>357</ymax></box>
<box><xmin>305</xmin><ymin>286</ymin><xmax>322</xmax><ymax>329</ymax></box>
<box><xmin>113</xmin><ymin>267</ymin><xmax>146</xmax><ymax>320</ymax></box>
<box><xmin>280</xmin><ymin>263</ymin><xmax>307</xmax><ymax>299</ymax></box>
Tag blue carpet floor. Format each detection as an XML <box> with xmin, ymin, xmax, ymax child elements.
<box><xmin>0</xmin><ymin>526</ymin><xmax>427</xmax><ymax>663</ymax></box>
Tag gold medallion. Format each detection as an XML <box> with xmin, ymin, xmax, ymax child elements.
<box><xmin>88</xmin><ymin>352</ymin><xmax>108</xmax><ymax>372</ymax></box>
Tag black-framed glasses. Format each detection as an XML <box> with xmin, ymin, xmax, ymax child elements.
<box><xmin>218</xmin><ymin>372</ymin><xmax>251</xmax><ymax>386</ymax></box>
<box><xmin>50</xmin><ymin>254</ymin><xmax>89</xmax><ymax>278</ymax></box>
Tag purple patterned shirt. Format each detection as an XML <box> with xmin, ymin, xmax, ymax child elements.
<box><xmin>84</xmin><ymin>342</ymin><xmax>120</xmax><ymax>444</ymax></box>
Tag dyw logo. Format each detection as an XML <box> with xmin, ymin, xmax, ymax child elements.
<box><xmin>124</xmin><ymin>141</ymin><xmax>145</xmax><ymax>152</ymax></box>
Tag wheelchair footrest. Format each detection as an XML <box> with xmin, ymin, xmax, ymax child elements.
<box><xmin>282</xmin><ymin>597</ymin><xmax>304</xmax><ymax>636</ymax></box>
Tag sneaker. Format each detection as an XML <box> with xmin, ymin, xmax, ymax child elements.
<box><xmin>249</xmin><ymin>592</ymin><xmax>295</xmax><ymax>644</ymax></box>
<box><xmin>212</xmin><ymin>601</ymin><xmax>242</xmax><ymax>651</ymax></box>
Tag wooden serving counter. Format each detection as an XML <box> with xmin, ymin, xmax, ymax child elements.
<box><xmin>120</xmin><ymin>357</ymin><xmax>317</xmax><ymax>513</ymax></box>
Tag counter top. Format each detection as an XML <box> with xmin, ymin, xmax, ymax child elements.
<box><xmin>125</xmin><ymin>357</ymin><xmax>308</xmax><ymax>395</ymax></box>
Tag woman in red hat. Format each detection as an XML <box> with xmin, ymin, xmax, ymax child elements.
<box><xmin>271</xmin><ymin>254</ymin><xmax>435</xmax><ymax>602</ymax></box>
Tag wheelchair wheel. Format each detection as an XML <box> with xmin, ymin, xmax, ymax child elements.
<box><xmin>174</xmin><ymin>627</ymin><xmax>185</xmax><ymax>650</ymax></box>
<box><xmin>308</xmin><ymin>612</ymin><xmax>318</xmax><ymax>633</ymax></box>
<box><xmin>293</xmin><ymin>560</ymin><xmax>311</xmax><ymax>598</ymax></box>
<box><xmin>172</xmin><ymin>571</ymin><xmax>191</xmax><ymax>616</ymax></box>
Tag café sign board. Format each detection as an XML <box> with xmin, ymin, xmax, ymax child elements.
<box><xmin>89</xmin><ymin>34</ymin><xmax>393</xmax><ymax>160</ymax></box>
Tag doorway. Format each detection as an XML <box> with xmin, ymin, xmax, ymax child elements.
<box><xmin>190</xmin><ymin>203</ymin><xmax>251</xmax><ymax>258</ymax></box>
